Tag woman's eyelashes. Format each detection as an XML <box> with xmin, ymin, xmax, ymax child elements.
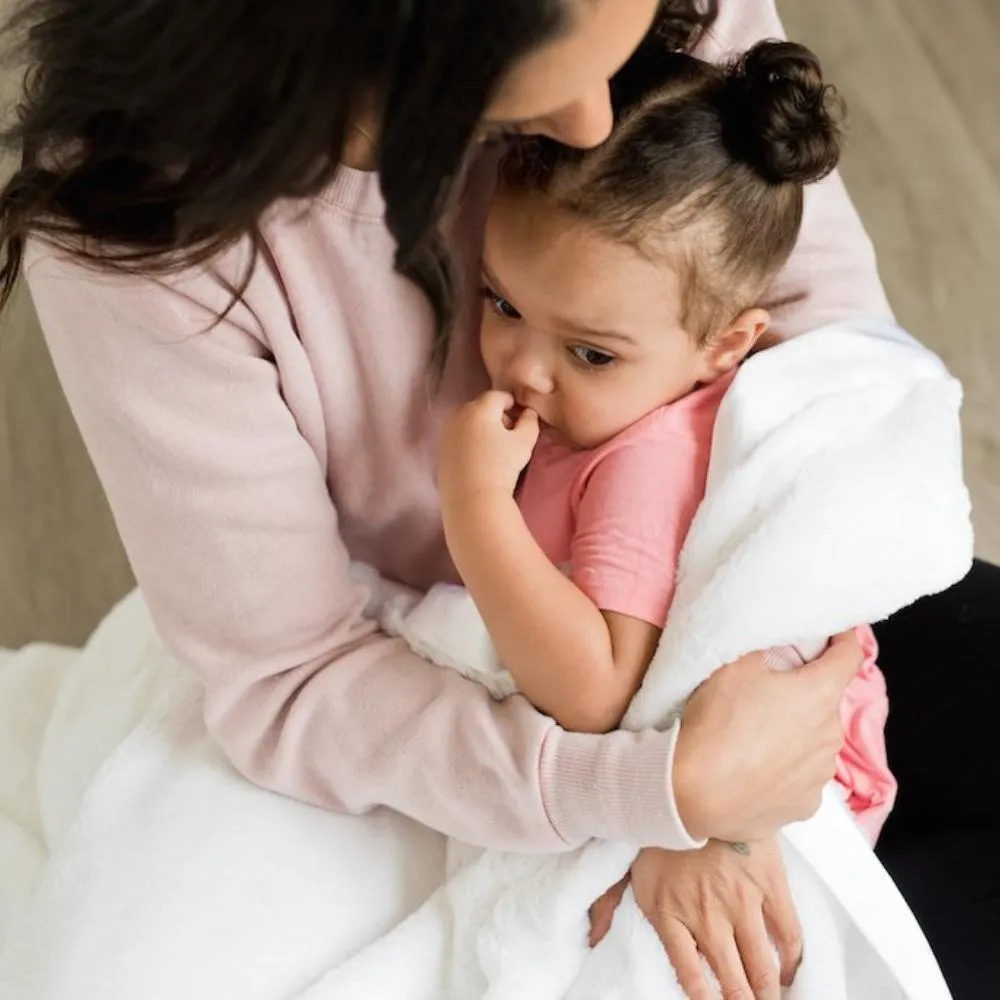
<box><xmin>481</xmin><ymin>285</ymin><xmax>522</xmax><ymax>320</ymax></box>
<box><xmin>478</xmin><ymin>123</ymin><xmax>522</xmax><ymax>146</ymax></box>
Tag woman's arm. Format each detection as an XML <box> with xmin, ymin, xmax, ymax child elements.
<box><xmin>696</xmin><ymin>0</ymin><xmax>894</xmax><ymax>339</ymax></box>
<box><xmin>25</xmin><ymin>246</ymin><xmax>698</xmax><ymax>854</ymax></box>
<box><xmin>25</xmin><ymin>242</ymin><xmax>866</xmax><ymax>853</ymax></box>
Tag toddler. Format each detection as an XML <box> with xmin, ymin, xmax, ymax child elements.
<box><xmin>438</xmin><ymin>39</ymin><xmax>895</xmax><ymax>841</ymax></box>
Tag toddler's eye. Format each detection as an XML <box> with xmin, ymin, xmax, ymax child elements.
<box><xmin>481</xmin><ymin>287</ymin><xmax>522</xmax><ymax>320</ymax></box>
<box><xmin>571</xmin><ymin>345</ymin><xmax>616</xmax><ymax>368</ymax></box>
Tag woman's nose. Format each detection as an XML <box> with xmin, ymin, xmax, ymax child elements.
<box><xmin>540</xmin><ymin>84</ymin><xmax>614</xmax><ymax>149</ymax></box>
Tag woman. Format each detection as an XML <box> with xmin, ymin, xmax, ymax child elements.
<box><xmin>0</xmin><ymin>0</ymin><xmax>994</xmax><ymax>997</ymax></box>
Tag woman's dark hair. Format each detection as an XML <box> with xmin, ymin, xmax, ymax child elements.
<box><xmin>505</xmin><ymin>39</ymin><xmax>844</xmax><ymax>339</ymax></box>
<box><xmin>0</xmin><ymin>1</ymin><xmax>719</xmax><ymax>355</ymax></box>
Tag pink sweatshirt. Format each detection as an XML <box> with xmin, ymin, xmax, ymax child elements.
<box><xmin>24</xmin><ymin>0</ymin><xmax>893</xmax><ymax>853</ymax></box>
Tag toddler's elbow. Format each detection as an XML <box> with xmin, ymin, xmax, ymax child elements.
<box><xmin>552</xmin><ymin>684</ymin><xmax>632</xmax><ymax>734</ymax></box>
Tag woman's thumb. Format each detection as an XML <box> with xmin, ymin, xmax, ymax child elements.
<box><xmin>797</xmin><ymin>630</ymin><xmax>863</xmax><ymax>696</ymax></box>
<box><xmin>588</xmin><ymin>874</ymin><xmax>630</xmax><ymax>948</ymax></box>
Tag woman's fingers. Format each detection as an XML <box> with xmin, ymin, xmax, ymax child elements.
<box><xmin>734</xmin><ymin>909</ymin><xmax>781</xmax><ymax>1000</ymax></box>
<box><xmin>700</xmin><ymin>927</ymin><xmax>756</xmax><ymax>1000</ymax></box>
<box><xmin>676</xmin><ymin>633</ymin><xmax>865</xmax><ymax>842</ymax></box>
<box><xmin>762</xmin><ymin>872</ymin><xmax>804</xmax><ymax>986</ymax></box>
<box><xmin>587</xmin><ymin>874</ymin><xmax>630</xmax><ymax>948</ymax></box>
<box><xmin>658</xmin><ymin>917</ymin><xmax>715</xmax><ymax>1000</ymax></box>
<box><xmin>629</xmin><ymin>842</ymin><xmax>802</xmax><ymax>999</ymax></box>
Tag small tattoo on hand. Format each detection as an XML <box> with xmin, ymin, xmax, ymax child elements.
<box><xmin>728</xmin><ymin>841</ymin><xmax>751</xmax><ymax>856</ymax></box>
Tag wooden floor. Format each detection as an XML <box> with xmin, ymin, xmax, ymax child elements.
<box><xmin>1</xmin><ymin>0</ymin><xmax>998</xmax><ymax>646</ymax></box>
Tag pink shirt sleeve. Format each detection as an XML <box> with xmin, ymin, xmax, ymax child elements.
<box><xmin>835</xmin><ymin>625</ymin><xmax>897</xmax><ymax>844</ymax></box>
<box><xmin>571</xmin><ymin>429</ymin><xmax>706</xmax><ymax>629</ymax></box>
<box><xmin>765</xmin><ymin>628</ymin><xmax>896</xmax><ymax>844</ymax></box>
<box><xmin>24</xmin><ymin>247</ymin><xmax>700</xmax><ymax>855</ymax></box>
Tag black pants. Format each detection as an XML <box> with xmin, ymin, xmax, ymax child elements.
<box><xmin>873</xmin><ymin>559</ymin><xmax>1000</xmax><ymax>999</ymax></box>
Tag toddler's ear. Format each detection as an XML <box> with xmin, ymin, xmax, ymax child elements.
<box><xmin>698</xmin><ymin>308</ymin><xmax>771</xmax><ymax>380</ymax></box>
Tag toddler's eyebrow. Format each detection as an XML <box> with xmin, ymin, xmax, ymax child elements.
<box><xmin>563</xmin><ymin>325</ymin><xmax>637</xmax><ymax>346</ymax></box>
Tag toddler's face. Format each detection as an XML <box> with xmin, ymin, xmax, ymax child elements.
<box><xmin>480</xmin><ymin>188</ymin><xmax>715</xmax><ymax>450</ymax></box>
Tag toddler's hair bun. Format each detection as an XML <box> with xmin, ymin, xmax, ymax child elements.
<box><xmin>722</xmin><ymin>40</ymin><xmax>844</xmax><ymax>185</ymax></box>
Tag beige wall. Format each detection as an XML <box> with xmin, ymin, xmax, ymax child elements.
<box><xmin>1</xmin><ymin>0</ymin><xmax>998</xmax><ymax>645</ymax></box>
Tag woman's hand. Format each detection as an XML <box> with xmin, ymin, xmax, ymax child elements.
<box><xmin>673</xmin><ymin>631</ymin><xmax>863</xmax><ymax>843</ymax></box>
<box><xmin>589</xmin><ymin>840</ymin><xmax>802</xmax><ymax>1000</ymax></box>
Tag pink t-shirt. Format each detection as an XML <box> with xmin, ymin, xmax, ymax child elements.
<box><xmin>519</xmin><ymin>374</ymin><xmax>897</xmax><ymax>842</ymax></box>
<box><xmin>520</xmin><ymin>376</ymin><xmax>732</xmax><ymax>629</ymax></box>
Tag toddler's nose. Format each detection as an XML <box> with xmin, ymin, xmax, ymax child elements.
<box><xmin>504</xmin><ymin>348</ymin><xmax>555</xmax><ymax>398</ymax></box>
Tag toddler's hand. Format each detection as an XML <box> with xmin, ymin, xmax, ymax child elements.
<box><xmin>438</xmin><ymin>390</ymin><xmax>539</xmax><ymax>505</ymax></box>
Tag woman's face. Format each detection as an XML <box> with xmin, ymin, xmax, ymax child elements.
<box><xmin>484</xmin><ymin>0</ymin><xmax>661</xmax><ymax>149</ymax></box>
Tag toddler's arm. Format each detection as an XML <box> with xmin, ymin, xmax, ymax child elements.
<box><xmin>439</xmin><ymin>395</ymin><xmax>703</xmax><ymax>733</ymax></box>
<box><xmin>443</xmin><ymin>491</ymin><xmax>660</xmax><ymax>733</ymax></box>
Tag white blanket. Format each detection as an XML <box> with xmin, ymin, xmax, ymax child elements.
<box><xmin>0</xmin><ymin>320</ymin><xmax>972</xmax><ymax>999</ymax></box>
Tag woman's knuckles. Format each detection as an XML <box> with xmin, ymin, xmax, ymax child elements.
<box><xmin>747</xmin><ymin>963</ymin><xmax>779</xmax><ymax>996</ymax></box>
<box><xmin>701</xmin><ymin>925</ymin><xmax>737</xmax><ymax>958</ymax></box>
<box><xmin>693</xmin><ymin>888</ymin><xmax>728</xmax><ymax>924</ymax></box>
<box><xmin>774</xmin><ymin>927</ymin><xmax>803</xmax><ymax>958</ymax></box>
<box><xmin>719</xmin><ymin>986</ymin><xmax>756</xmax><ymax>1000</ymax></box>
<box><xmin>682</xmin><ymin>980</ymin><xmax>716</xmax><ymax>1000</ymax></box>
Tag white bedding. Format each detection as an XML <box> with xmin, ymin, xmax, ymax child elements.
<box><xmin>0</xmin><ymin>592</ymin><xmax>448</xmax><ymax>998</ymax></box>
<box><xmin>0</xmin><ymin>320</ymin><xmax>972</xmax><ymax>999</ymax></box>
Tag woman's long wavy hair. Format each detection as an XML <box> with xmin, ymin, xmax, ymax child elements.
<box><xmin>0</xmin><ymin>0</ymin><xmax>717</xmax><ymax>360</ymax></box>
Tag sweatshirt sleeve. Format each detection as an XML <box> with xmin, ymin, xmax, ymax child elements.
<box><xmin>25</xmin><ymin>247</ymin><xmax>701</xmax><ymax>855</ymax></box>
<box><xmin>695</xmin><ymin>0</ymin><xmax>895</xmax><ymax>339</ymax></box>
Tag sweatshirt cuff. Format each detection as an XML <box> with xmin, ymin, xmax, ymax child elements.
<box><xmin>538</xmin><ymin>721</ymin><xmax>706</xmax><ymax>852</ymax></box>
<box><xmin>763</xmin><ymin>639</ymin><xmax>830</xmax><ymax>671</ymax></box>
<box><xmin>762</xmin><ymin>645</ymin><xmax>806</xmax><ymax>671</ymax></box>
